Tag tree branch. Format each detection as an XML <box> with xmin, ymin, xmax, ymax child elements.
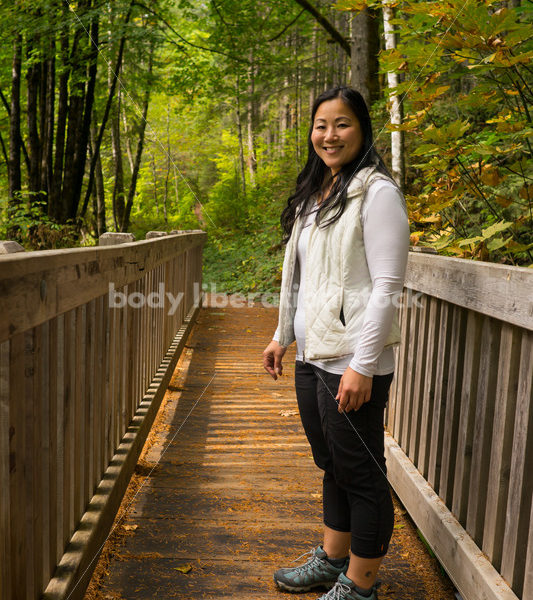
<box><xmin>133</xmin><ymin>1</ymin><xmax>249</xmax><ymax>63</ymax></box>
<box><xmin>268</xmin><ymin>9</ymin><xmax>305</xmax><ymax>42</ymax></box>
<box><xmin>292</xmin><ymin>0</ymin><xmax>351</xmax><ymax>56</ymax></box>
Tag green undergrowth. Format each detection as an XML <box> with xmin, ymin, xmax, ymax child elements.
<box><xmin>202</xmin><ymin>222</ymin><xmax>284</xmax><ymax>295</ymax></box>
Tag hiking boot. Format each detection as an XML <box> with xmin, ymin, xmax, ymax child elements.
<box><xmin>274</xmin><ymin>545</ymin><xmax>349</xmax><ymax>592</ymax></box>
<box><xmin>317</xmin><ymin>572</ymin><xmax>380</xmax><ymax>600</ymax></box>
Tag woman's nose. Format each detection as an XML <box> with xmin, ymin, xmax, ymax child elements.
<box><xmin>324</xmin><ymin>127</ymin><xmax>337</xmax><ymax>141</ymax></box>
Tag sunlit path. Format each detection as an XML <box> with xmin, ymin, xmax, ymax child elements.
<box><xmin>86</xmin><ymin>305</ymin><xmax>454</xmax><ymax>600</ymax></box>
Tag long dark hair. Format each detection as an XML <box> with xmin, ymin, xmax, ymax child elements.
<box><xmin>280</xmin><ymin>86</ymin><xmax>392</xmax><ymax>242</ymax></box>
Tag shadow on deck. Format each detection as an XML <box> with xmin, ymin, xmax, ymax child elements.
<box><xmin>85</xmin><ymin>306</ymin><xmax>455</xmax><ymax>600</ymax></box>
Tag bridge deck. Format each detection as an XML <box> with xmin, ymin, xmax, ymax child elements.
<box><xmin>85</xmin><ymin>306</ymin><xmax>455</xmax><ymax>600</ymax></box>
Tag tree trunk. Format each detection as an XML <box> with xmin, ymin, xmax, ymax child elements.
<box><xmin>90</xmin><ymin>120</ymin><xmax>106</xmax><ymax>236</ymax></box>
<box><xmin>122</xmin><ymin>109</ymin><xmax>135</xmax><ymax>172</ymax></box>
<box><xmin>51</xmin><ymin>3</ymin><xmax>71</xmax><ymax>220</ymax></box>
<box><xmin>111</xmin><ymin>91</ymin><xmax>125</xmax><ymax>231</ymax></box>
<box><xmin>8</xmin><ymin>35</ymin><xmax>23</xmax><ymax>203</ymax></box>
<box><xmin>61</xmin><ymin>27</ymin><xmax>85</xmax><ymax>222</ymax></box>
<box><xmin>69</xmin><ymin>12</ymin><xmax>99</xmax><ymax>220</ymax></box>
<box><xmin>151</xmin><ymin>152</ymin><xmax>159</xmax><ymax>217</ymax></box>
<box><xmin>0</xmin><ymin>131</ymin><xmax>7</xmax><ymax>167</ymax></box>
<box><xmin>350</xmin><ymin>10</ymin><xmax>370</xmax><ymax>104</ymax></box>
<box><xmin>382</xmin><ymin>2</ymin><xmax>404</xmax><ymax>188</ymax></box>
<box><xmin>41</xmin><ymin>41</ymin><xmax>55</xmax><ymax>210</ymax></box>
<box><xmin>121</xmin><ymin>40</ymin><xmax>153</xmax><ymax>233</ymax></box>
<box><xmin>163</xmin><ymin>106</ymin><xmax>171</xmax><ymax>224</ymax></box>
<box><xmin>247</xmin><ymin>53</ymin><xmax>257</xmax><ymax>187</ymax></box>
<box><xmin>350</xmin><ymin>8</ymin><xmax>380</xmax><ymax>105</ymax></box>
<box><xmin>26</xmin><ymin>37</ymin><xmax>41</xmax><ymax>198</ymax></box>
<box><xmin>80</xmin><ymin>0</ymin><xmax>134</xmax><ymax>218</ymax></box>
<box><xmin>121</xmin><ymin>82</ymin><xmax>150</xmax><ymax>232</ymax></box>
<box><xmin>235</xmin><ymin>74</ymin><xmax>247</xmax><ymax>197</ymax></box>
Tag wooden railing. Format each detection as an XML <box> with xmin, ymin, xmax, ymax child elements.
<box><xmin>385</xmin><ymin>251</ymin><xmax>533</xmax><ymax>600</ymax></box>
<box><xmin>0</xmin><ymin>230</ymin><xmax>206</xmax><ymax>600</ymax></box>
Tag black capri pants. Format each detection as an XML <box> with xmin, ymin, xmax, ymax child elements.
<box><xmin>294</xmin><ymin>360</ymin><xmax>394</xmax><ymax>559</ymax></box>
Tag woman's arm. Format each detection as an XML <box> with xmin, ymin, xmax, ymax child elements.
<box><xmin>337</xmin><ymin>181</ymin><xmax>409</xmax><ymax>412</ymax></box>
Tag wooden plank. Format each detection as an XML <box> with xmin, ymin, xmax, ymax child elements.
<box><xmin>482</xmin><ymin>324</ymin><xmax>521</xmax><ymax>569</ymax></box>
<box><xmin>9</xmin><ymin>333</ymin><xmax>26</xmax><ymax>600</ymax></box>
<box><xmin>94</xmin><ymin>296</ymin><xmax>104</xmax><ymax>490</ymax></box>
<box><xmin>124</xmin><ymin>282</ymin><xmax>133</xmax><ymax>436</ymax></box>
<box><xmin>86</xmin><ymin>299</ymin><xmax>95</xmax><ymax>500</ymax></box>
<box><xmin>385</xmin><ymin>434</ymin><xmax>519</xmax><ymax>600</ymax></box>
<box><xmin>438</xmin><ymin>305</ymin><xmax>467</xmax><ymax>505</ymax></box>
<box><xmin>50</xmin><ymin>314</ymin><xmax>65</xmax><ymax>565</ymax></box>
<box><xmin>35</xmin><ymin>322</ymin><xmax>50</xmax><ymax>593</ymax></box>
<box><xmin>127</xmin><ymin>280</ymin><xmax>136</xmax><ymax>427</ymax></box>
<box><xmin>385</xmin><ymin>296</ymin><xmax>402</xmax><ymax>430</ymax></box>
<box><xmin>64</xmin><ymin>310</ymin><xmax>76</xmax><ymax>544</ymax></box>
<box><xmin>409</xmin><ymin>293</ymin><xmax>430</xmax><ymax>465</ymax></box>
<box><xmin>417</xmin><ymin>296</ymin><xmax>440</xmax><ymax>478</ymax></box>
<box><xmin>0</xmin><ymin>232</ymin><xmax>206</xmax><ymax>343</ymax></box>
<box><xmin>73</xmin><ymin>306</ymin><xmax>86</xmax><ymax>521</ymax></box>
<box><xmin>404</xmin><ymin>252</ymin><xmax>533</xmax><ymax>330</ymax></box>
<box><xmin>120</xmin><ymin>286</ymin><xmax>128</xmax><ymax>441</ymax></box>
<box><xmin>396</xmin><ymin>289</ymin><xmax>414</xmax><ymax>446</ymax></box>
<box><xmin>23</xmin><ymin>330</ymin><xmax>36</xmax><ymax>600</ymax></box>
<box><xmin>105</xmin><ymin>293</ymin><xmax>114</xmax><ymax>470</ymax></box>
<box><xmin>466</xmin><ymin>316</ymin><xmax>500</xmax><ymax>546</ymax></box>
<box><xmin>428</xmin><ymin>301</ymin><xmax>453</xmax><ymax>491</ymax></box>
<box><xmin>141</xmin><ymin>273</ymin><xmax>147</xmax><ymax>404</ymax></box>
<box><xmin>113</xmin><ymin>290</ymin><xmax>122</xmax><ymax>452</ymax></box>
<box><xmin>151</xmin><ymin>268</ymin><xmax>157</xmax><ymax>382</ymax></box>
<box><xmin>501</xmin><ymin>329</ymin><xmax>533</xmax><ymax>595</ymax></box>
<box><xmin>451</xmin><ymin>310</ymin><xmax>482</xmax><ymax>525</ymax></box>
<box><xmin>0</xmin><ymin>340</ymin><xmax>11</xmax><ymax>600</ymax></box>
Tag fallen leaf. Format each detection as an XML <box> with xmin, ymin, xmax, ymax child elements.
<box><xmin>280</xmin><ymin>409</ymin><xmax>298</xmax><ymax>417</ymax></box>
<box><xmin>123</xmin><ymin>524</ymin><xmax>138</xmax><ymax>531</ymax></box>
<box><xmin>173</xmin><ymin>564</ymin><xmax>193</xmax><ymax>573</ymax></box>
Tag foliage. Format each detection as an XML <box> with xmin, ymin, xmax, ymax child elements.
<box><xmin>1</xmin><ymin>0</ymin><xmax>531</xmax><ymax>295</ymax></box>
<box><xmin>373</xmin><ymin>0</ymin><xmax>533</xmax><ymax>265</ymax></box>
<box><xmin>0</xmin><ymin>196</ymin><xmax>84</xmax><ymax>249</ymax></box>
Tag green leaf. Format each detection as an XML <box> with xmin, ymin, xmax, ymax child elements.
<box><xmin>486</xmin><ymin>236</ymin><xmax>509</xmax><ymax>252</ymax></box>
<box><xmin>481</xmin><ymin>220</ymin><xmax>513</xmax><ymax>239</ymax></box>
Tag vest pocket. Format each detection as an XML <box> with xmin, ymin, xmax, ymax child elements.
<box><xmin>339</xmin><ymin>306</ymin><xmax>346</xmax><ymax>327</ymax></box>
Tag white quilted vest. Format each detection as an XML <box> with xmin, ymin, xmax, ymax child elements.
<box><xmin>277</xmin><ymin>165</ymin><xmax>402</xmax><ymax>361</ymax></box>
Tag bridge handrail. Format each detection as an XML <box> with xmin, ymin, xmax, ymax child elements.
<box><xmin>0</xmin><ymin>231</ymin><xmax>206</xmax><ymax>600</ymax></box>
<box><xmin>386</xmin><ymin>251</ymin><xmax>533</xmax><ymax>600</ymax></box>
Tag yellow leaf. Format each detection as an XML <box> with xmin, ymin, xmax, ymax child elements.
<box><xmin>480</xmin><ymin>165</ymin><xmax>502</xmax><ymax>186</ymax></box>
<box><xmin>519</xmin><ymin>184</ymin><xmax>533</xmax><ymax>200</ymax></box>
<box><xmin>174</xmin><ymin>565</ymin><xmax>193</xmax><ymax>574</ymax></box>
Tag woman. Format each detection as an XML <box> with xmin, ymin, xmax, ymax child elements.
<box><xmin>262</xmin><ymin>86</ymin><xmax>409</xmax><ymax>600</ymax></box>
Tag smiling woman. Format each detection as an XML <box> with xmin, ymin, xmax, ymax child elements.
<box><xmin>262</xmin><ymin>86</ymin><xmax>410</xmax><ymax>600</ymax></box>
<box><xmin>311</xmin><ymin>98</ymin><xmax>364</xmax><ymax>178</ymax></box>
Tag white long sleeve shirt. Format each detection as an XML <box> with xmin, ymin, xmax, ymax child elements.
<box><xmin>273</xmin><ymin>179</ymin><xmax>409</xmax><ymax>376</ymax></box>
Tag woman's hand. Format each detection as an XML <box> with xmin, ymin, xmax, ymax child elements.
<box><xmin>336</xmin><ymin>367</ymin><xmax>373</xmax><ymax>412</ymax></box>
<box><xmin>263</xmin><ymin>340</ymin><xmax>287</xmax><ymax>380</ymax></box>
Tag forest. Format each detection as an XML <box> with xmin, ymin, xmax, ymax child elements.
<box><xmin>0</xmin><ymin>0</ymin><xmax>531</xmax><ymax>294</ymax></box>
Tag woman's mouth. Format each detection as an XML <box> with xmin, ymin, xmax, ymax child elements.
<box><xmin>324</xmin><ymin>146</ymin><xmax>343</xmax><ymax>153</ymax></box>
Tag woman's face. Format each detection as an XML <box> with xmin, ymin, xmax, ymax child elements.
<box><xmin>311</xmin><ymin>98</ymin><xmax>364</xmax><ymax>175</ymax></box>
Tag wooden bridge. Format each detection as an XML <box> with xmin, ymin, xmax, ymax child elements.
<box><xmin>0</xmin><ymin>231</ymin><xmax>531</xmax><ymax>600</ymax></box>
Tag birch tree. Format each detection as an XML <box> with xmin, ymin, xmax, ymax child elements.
<box><xmin>382</xmin><ymin>1</ymin><xmax>404</xmax><ymax>187</ymax></box>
